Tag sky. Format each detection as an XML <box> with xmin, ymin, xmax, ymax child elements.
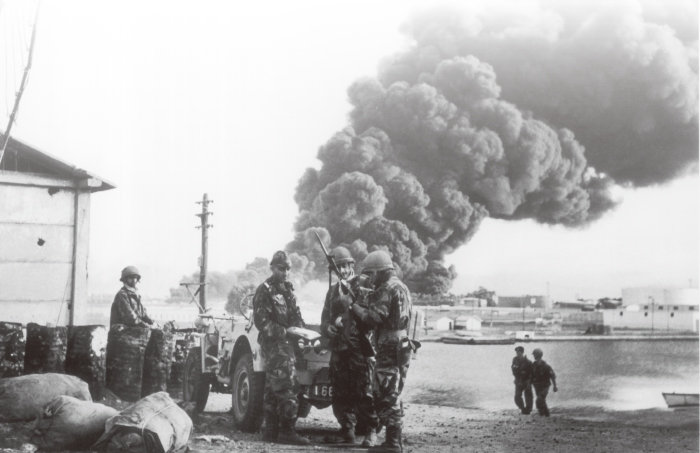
<box><xmin>1</xmin><ymin>0</ymin><xmax>698</xmax><ymax>302</ymax></box>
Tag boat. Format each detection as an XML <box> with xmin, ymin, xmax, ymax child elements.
<box><xmin>662</xmin><ymin>392</ymin><xmax>699</xmax><ymax>408</ymax></box>
<box><xmin>441</xmin><ymin>336</ymin><xmax>515</xmax><ymax>345</ymax></box>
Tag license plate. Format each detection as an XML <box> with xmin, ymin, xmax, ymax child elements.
<box><xmin>309</xmin><ymin>384</ymin><xmax>333</xmax><ymax>400</ymax></box>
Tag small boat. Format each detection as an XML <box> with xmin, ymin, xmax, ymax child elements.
<box><xmin>441</xmin><ymin>336</ymin><xmax>515</xmax><ymax>345</ymax></box>
<box><xmin>662</xmin><ymin>392</ymin><xmax>699</xmax><ymax>408</ymax></box>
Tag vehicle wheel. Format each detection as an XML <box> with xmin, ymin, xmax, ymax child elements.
<box><xmin>182</xmin><ymin>347</ymin><xmax>211</xmax><ymax>413</ymax></box>
<box><xmin>231</xmin><ymin>352</ymin><xmax>264</xmax><ymax>432</ymax></box>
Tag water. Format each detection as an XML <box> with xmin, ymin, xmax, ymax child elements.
<box><xmin>404</xmin><ymin>340</ymin><xmax>699</xmax><ymax>411</ymax></box>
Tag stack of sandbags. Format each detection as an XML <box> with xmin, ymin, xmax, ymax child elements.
<box><xmin>24</xmin><ymin>323</ymin><xmax>67</xmax><ymax>373</ymax></box>
<box><xmin>0</xmin><ymin>321</ymin><xmax>24</xmax><ymax>378</ymax></box>
<box><xmin>0</xmin><ymin>373</ymin><xmax>91</xmax><ymax>422</ymax></box>
<box><xmin>66</xmin><ymin>325</ymin><xmax>108</xmax><ymax>400</ymax></box>
<box><xmin>93</xmin><ymin>392</ymin><xmax>192</xmax><ymax>453</ymax></box>
<box><xmin>31</xmin><ymin>395</ymin><xmax>118</xmax><ymax>450</ymax></box>
<box><xmin>141</xmin><ymin>328</ymin><xmax>174</xmax><ymax>397</ymax></box>
<box><xmin>106</xmin><ymin>325</ymin><xmax>151</xmax><ymax>402</ymax></box>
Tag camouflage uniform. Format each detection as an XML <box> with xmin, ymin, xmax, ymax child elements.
<box><xmin>351</xmin><ymin>273</ymin><xmax>413</xmax><ymax>432</ymax></box>
<box><xmin>320</xmin><ymin>281</ymin><xmax>378</xmax><ymax>437</ymax></box>
<box><xmin>110</xmin><ymin>286</ymin><xmax>153</xmax><ymax>327</ymax></box>
<box><xmin>253</xmin><ymin>277</ymin><xmax>306</xmax><ymax>430</ymax></box>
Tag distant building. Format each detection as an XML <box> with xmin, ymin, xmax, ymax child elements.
<box><xmin>454</xmin><ymin>315</ymin><xmax>482</xmax><ymax>331</ymax></box>
<box><xmin>497</xmin><ymin>295</ymin><xmax>551</xmax><ymax>309</ymax></box>
<box><xmin>434</xmin><ymin>316</ymin><xmax>453</xmax><ymax>331</ymax></box>
<box><xmin>0</xmin><ymin>137</ymin><xmax>114</xmax><ymax>326</ymax></box>
<box><xmin>455</xmin><ymin>297</ymin><xmax>486</xmax><ymax>308</ymax></box>
<box><xmin>622</xmin><ymin>287</ymin><xmax>699</xmax><ymax>311</ymax></box>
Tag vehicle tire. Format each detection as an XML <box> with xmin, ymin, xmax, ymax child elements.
<box><xmin>182</xmin><ymin>347</ymin><xmax>210</xmax><ymax>413</ymax></box>
<box><xmin>231</xmin><ymin>352</ymin><xmax>264</xmax><ymax>432</ymax></box>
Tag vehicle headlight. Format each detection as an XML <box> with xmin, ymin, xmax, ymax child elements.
<box><xmin>297</xmin><ymin>339</ymin><xmax>306</xmax><ymax>350</ymax></box>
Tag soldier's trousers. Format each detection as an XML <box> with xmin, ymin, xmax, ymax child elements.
<box><xmin>374</xmin><ymin>342</ymin><xmax>411</xmax><ymax>430</ymax></box>
<box><xmin>514</xmin><ymin>380</ymin><xmax>533</xmax><ymax>413</ymax></box>
<box><xmin>534</xmin><ymin>384</ymin><xmax>550</xmax><ymax>416</ymax></box>
<box><xmin>261</xmin><ymin>341</ymin><xmax>299</xmax><ymax>426</ymax></box>
<box><xmin>329</xmin><ymin>349</ymin><xmax>378</xmax><ymax>434</ymax></box>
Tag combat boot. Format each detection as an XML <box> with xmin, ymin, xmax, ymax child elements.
<box><xmin>261</xmin><ymin>413</ymin><xmax>278</xmax><ymax>442</ymax></box>
<box><xmin>362</xmin><ymin>429</ymin><xmax>378</xmax><ymax>447</ymax></box>
<box><xmin>338</xmin><ymin>427</ymin><xmax>356</xmax><ymax>444</ymax></box>
<box><xmin>369</xmin><ymin>426</ymin><xmax>402</xmax><ymax>452</ymax></box>
<box><xmin>277</xmin><ymin>424</ymin><xmax>310</xmax><ymax>446</ymax></box>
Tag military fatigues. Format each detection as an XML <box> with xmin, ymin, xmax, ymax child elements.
<box><xmin>110</xmin><ymin>286</ymin><xmax>153</xmax><ymax>327</ymax></box>
<box><xmin>253</xmin><ymin>277</ymin><xmax>306</xmax><ymax>431</ymax></box>
<box><xmin>352</xmin><ymin>274</ymin><xmax>413</xmax><ymax>436</ymax></box>
<box><xmin>531</xmin><ymin>359</ymin><xmax>556</xmax><ymax>416</ymax></box>
<box><xmin>321</xmin><ymin>282</ymin><xmax>378</xmax><ymax>436</ymax></box>
<box><xmin>511</xmin><ymin>355</ymin><xmax>533</xmax><ymax>414</ymax></box>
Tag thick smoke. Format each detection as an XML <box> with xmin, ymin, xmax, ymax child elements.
<box><xmin>290</xmin><ymin>1</ymin><xmax>697</xmax><ymax>294</ymax></box>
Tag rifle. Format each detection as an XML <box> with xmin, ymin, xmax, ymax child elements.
<box><xmin>313</xmin><ymin>231</ymin><xmax>375</xmax><ymax>357</ymax></box>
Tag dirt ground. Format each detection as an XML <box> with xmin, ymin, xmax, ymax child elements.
<box><xmin>1</xmin><ymin>396</ymin><xmax>697</xmax><ymax>453</ymax></box>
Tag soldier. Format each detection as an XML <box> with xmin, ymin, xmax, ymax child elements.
<box><xmin>511</xmin><ymin>346</ymin><xmax>533</xmax><ymax>414</ymax></box>
<box><xmin>531</xmin><ymin>348</ymin><xmax>558</xmax><ymax>417</ymax></box>
<box><xmin>110</xmin><ymin>266</ymin><xmax>155</xmax><ymax>327</ymax></box>
<box><xmin>320</xmin><ymin>246</ymin><xmax>379</xmax><ymax>447</ymax></box>
<box><xmin>348</xmin><ymin>250</ymin><xmax>413</xmax><ymax>453</ymax></box>
<box><xmin>253</xmin><ymin>251</ymin><xmax>309</xmax><ymax>445</ymax></box>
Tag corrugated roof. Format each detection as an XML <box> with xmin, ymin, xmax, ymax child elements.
<box><xmin>0</xmin><ymin>135</ymin><xmax>115</xmax><ymax>192</ymax></box>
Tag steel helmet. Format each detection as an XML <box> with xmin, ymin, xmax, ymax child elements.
<box><xmin>331</xmin><ymin>246</ymin><xmax>354</xmax><ymax>266</ymax></box>
<box><xmin>120</xmin><ymin>265</ymin><xmax>141</xmax><ymax>282</ymax></box>
<box><xmin>361</xmin><ymin>250</ymin><xmax>394</xmax><ymax>272</ymax></box>
<box><xmin>532</xmin><ymin>348</ymin><xmax>543</xmax><ymax>358</ymax></box>
<box><xmin>270</xmin><ymin>250</ymin><xmax>292</xmax><ymax>269</ymax></box>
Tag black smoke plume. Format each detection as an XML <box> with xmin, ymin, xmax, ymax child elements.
<box><xmin>289</xmin><ymin>1</ymin><xmax>697</xmax><ymax>294</ymax></box>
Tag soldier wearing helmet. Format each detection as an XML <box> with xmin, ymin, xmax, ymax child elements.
<box><xmin>531</xmin><ymin>348</ymin><xmax>558</xmax><ymax>416</ymax></box>
<box><xmin>109</xmin><ymin>265</ymin><xmax>154</xmax><ymax>327</ymax></box>
<box><xmin>320</xmin><ymin>246</ymin><xmax>379</xmax><ymax>446</ymax></box>
<box><xmin>348</xmin><ymin>250</ymin><xmax>413</xmax><ymax>453</ymax></box>
<box><xmin>252</xmin><ymin>251</ymin><xmax>309</xmax><ymax>445</ymax></box>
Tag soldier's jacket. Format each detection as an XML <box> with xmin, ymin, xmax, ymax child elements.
<box><xmin>531</xmin><ymin>359</ymin><xmax>556</xmax><ymax>387</ymax></box>
<box><xmin>352</xmin><ymin>274</ymin><xmax>412</xmax><ymax>365</ymax></box>
<box><xmin>110</xmin><ymin>286</ymin><xmax>153</xmax><ymax>327</ymax></box>
<box><xmin>253</xmin><ymin>277</ymin><xmax>305</xmax><ymax>347</ymax></box>
<box><xmin>511</xmin><ymin>356</ymin><xmax>533</xmax><ymax>382</ymax></box>
<box><xmin>320</xmin><ymin>281</ymin><xmax>365</xmax><ymax>352</ymax></box>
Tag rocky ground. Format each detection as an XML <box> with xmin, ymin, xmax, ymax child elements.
<box><xmin>1</xmin><ymin>393</ymin><xmax>697</xmax><ymax>453</ymax></box>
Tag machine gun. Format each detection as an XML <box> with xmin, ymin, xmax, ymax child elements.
<box><xmin>313</xmin><ymin>231</ymin><xmax>375</xmax><ymax>357</ymax></box>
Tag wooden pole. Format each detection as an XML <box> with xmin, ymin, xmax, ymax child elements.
<box><xmin>196</xmin><ymin>194</ymin><xmax>213</xmax><ymax>311</ymax></box>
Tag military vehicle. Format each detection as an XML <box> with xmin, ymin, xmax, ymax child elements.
<box><xmin>180</xmin><ymin>297</ymin><xmax>332</xmax><ymax>432</ymax></box>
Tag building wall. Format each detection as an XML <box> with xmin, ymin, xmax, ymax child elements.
<box><xmin>602</xmin><ymin>309</ymin><xmax>699</xmax><ymax>331</ymax></box>
<box><xmin>0</xmin><ymin>175</ymin><xmax>90</xmax><ymax>326</ymax></box>
<box><xmin>497</xmin><ymin>295</ymin><xmax>551</xmax><ymax>309</ymax></box>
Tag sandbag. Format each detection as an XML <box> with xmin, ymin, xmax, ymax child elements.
<box><xmin>66</xmin><ymin>325</ymin><xmax>108</xmax><ymax>400</ymax></box>
<box><xmin>141</xmin><ymin>329</ymin><xmax>174</xmax><ymax>397</ymax></box>
<box><xmin>0</xmin><ymin>373</ymin><xmax>91</xmax><ymax>422</ymax></box>
<box><xmin>0</xmin><ymin>322</ymin><xmax>24</xmax><ymax>378</ymax></box>
<box><xmin>24</xmin><ymin>323</ymin><xmax>67</xmax><ymax>374</ymax></box>
<box><xmin>106</xmin><ymin>325</ymin><xmax>151</xmax><ymax>402</ymax></box>
<box><xmin>31</xmin><ymin>395</ymin><xmax>118</xmax><ymax>450</ymax></box>
<box><xmin>93</xmin><ymin>392</ymin><xmax>192</xmax><ymax>453</ymax></box>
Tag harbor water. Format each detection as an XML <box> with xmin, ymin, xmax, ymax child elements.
<box><xmin>404</xmin><ymin>340</ymin><xmax>699</xmax><ymax>411</ymax></box>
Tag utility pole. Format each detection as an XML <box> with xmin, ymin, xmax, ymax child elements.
<box><xmin>196</xmin><ymin>193</ymin><xmax>213</xmax><ymax>312</ymax></box>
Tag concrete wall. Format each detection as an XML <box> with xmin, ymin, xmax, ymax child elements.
<box><xmin>0</xmin><ymin>173</ymin><xmax>91</xmax><ymax>326</ymax></box>
<box><xmin>602</xmin><ymin>309</ymin><xmax>699</xmax><ymax>331</ymax></box>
